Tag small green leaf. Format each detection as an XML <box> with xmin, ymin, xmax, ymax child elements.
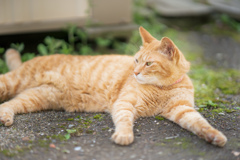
<box><xmin>155</xmin><ymin>115</ymin><xmax>164</xmax><ymax>120</ymax></box>
<box><xmin>64</xmin><ymin>133</ymin><xmax>70</xmax><ymax>140</ymax></box>
<box><xmin>211</xmin><ymin>108</ymin><xmax>224</xmax><ymax>113</ymax></box>
<box><xmin>21</xmin><ymin>53</ymin><xmax>35</xmax><ymax>62</ymax></box>
<box><xmin>37</xmin><ymin>44</ymin><xmax>48</xmax><ymax>55</ymax></box>
<box><xmin>44</xmin><ymin>36</ymin><xmax>54</xmax><ymax>45</ymax></box>
<box><xmin>0</xmin><ymin>47</ymin><xmax>5</xmax><ymax>54</ymax></box>
<box><xmin>76</xmin><ymin>30</ymin><xmax>87</xmax><ymax>44</ymax></box>
<box><xmin>208</xmin><ymin>100</ymin><xmax>217</xmax><ymax>107</ymax></box>
<box><xmin>80</xmin><ymin>45</ymin><xmax>93</xmax><ymax>55</ymax></box>
<box><xmin>198</xmin><ymin>105</ymin><xmax>207</xmax><ymax>108</ymax></box>
<box><xmin>0</xmin><ymin>59</ymin><xmax>8</xmax><ymax>73</ymax></box>
<box><xmin>62</xmin><ymin>149</ymin><xmax>70</xmax><ymax>153</ymax></box>
<box><xmin>225</xmin><ymin>109</ymin><xmax>236</xmax><ymax>113</ymax></box>
<box><xmin>93</xmin><ymin>114</ymin><xmax>103</xmax><ymax>120</ymax></box>
<box><xmin>10</xmin><ymin>43</ymin><xmax>24</xmax><ymax>52</ymax></box>
<box><xmin>66</xmin><ymin>129</ymin><xmax>76</xmax><ymax>134</ymax></box>
<box><xmin>86</xmin><ymin>130</ymin><xmax>94</xmax><ymax>134</ymax></box>
<box><xmin>96</xmin><ymin>37</ymin><xmax>111</xmax><ymax>47</ymax></box>
<box><xmin>198</xmin><ymin>108</ymin><xmax>204</xmax><ymax>112</ymax></box>
<box><xmin>67</xmin><ymin>118</ymin><xmax>74</xmax><ymax>121</ymax></box>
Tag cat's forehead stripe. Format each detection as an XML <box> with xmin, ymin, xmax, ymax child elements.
<box><xmin>142</xmin><ymin>54</ymin><xmax>150</xmax><ymax>61</ymax></box>
<box><xmin>136</xmin><ymin>40</ymin><xmax>160</xmax><ymax>61</ymax></box>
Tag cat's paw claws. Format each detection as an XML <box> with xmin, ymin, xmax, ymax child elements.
<box><xmin>111</xmin><ymin>131</ymin><xmax>134</xmax><ymax>145</ymax></box>
<box><xmin>0</xmin><ymin>108</ymin><xmax>14</xmax><ymax>126</ymax></box>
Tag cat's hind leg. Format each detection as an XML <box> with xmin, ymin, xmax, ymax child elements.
<box><xmin>0</xmin><ymin>73</ymin><xmax>16</xmax><ymax>102</ymax></box>
<box><xmin>0</xmin><ymin>71</ymin><xmax>25</xmax><ymax>102</ymax></box>
<box><xmin>0</xmin><ymin>85</ymin><xmax>62</xmax><ymax>126</ymax></box>
<box><xmin>161</xmin><ymin>103</ymin><xmax>227</xmax><ymax>147</ymax></box>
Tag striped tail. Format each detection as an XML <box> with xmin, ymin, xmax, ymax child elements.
<box><xmin>5</xmin><ymin>49</ymin><xmax>22</xmax><ymax>71</ymax></box>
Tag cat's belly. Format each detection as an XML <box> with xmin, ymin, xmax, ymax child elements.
<box><xmin>51</xmin><ymin>55</ymin><xmax>134</xmax><ymax>113</ymax></box>
<box><xmin>64</xmin><ymin>90</ymin><xmax>110</xmax><ymax>113</ymax></box>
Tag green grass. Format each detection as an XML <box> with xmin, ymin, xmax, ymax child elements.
<box><xmin>190</xmin><ymin>67</ymin><xmax>240</xmax><ymax>104</ymax></box>
<box><xmin>93</xmin><ymin>114</ymin><xmax>103</xmax><ymax>120</ymax></box>
<box><xmin>155</xmin><ymin>115</ymin><xmax>165</xmax><ymax>121</ymax></box>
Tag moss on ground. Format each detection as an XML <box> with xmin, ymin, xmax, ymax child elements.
<box><xmin>0</xmin><ymin>145</ymin><xmax>32</xmax><ymax>157</ymax></box>
<box><xmin>155</xmin><ymin>115</ymin><xmax>165</xmax><ymax>121</ymax></box>
<box><xmin>47</xmin><ymin>134</ymin><xmax>66</xmax><ymax>141</ymax></box>
<box><xmin>156</xmin><ymin>137</ymin><xmax>206</xmax><ymax>156</ymax></box>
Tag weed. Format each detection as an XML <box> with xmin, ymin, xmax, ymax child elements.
<box><xmin>93</xmin><ymin>114</ymin><xmax>103</xmax><ymax>120</ymax></box>
<box><xmin>66</xmin><ymin>118</ymin><xmax>74</xmax><ymax>121</ymax></box>
<box><xmin>47</xmin><ymin>134</ymin><xmax>66</xmax><ymax>141</ymax></box>
<box><xmin>102</xmin><ymin>127</ymin><xmax>110</xmax><ymax>131</ymax></box>
<box><xmin>1</xmin><ymin>149</ymin><xmax>16</xmax><ymax>157</ymax></box>
<box><xmin>86</xmin><ymin>130</ymin><xmax>94</xmax><ymax>134</ymax></box>
<box><xmin>155</xmin><ymin>115</ymin><xmax>164</xmax><ymax>121</ymax></box>
<box><xmin>82</xmin><ymin>118</ymin><xmax>93</xmax><ymax>127</ymax></box>
<box><xmin>0</xmin><ymin>59</ymin><xmax>8</xmax><ymax>73</ymax></box>
<box><xmin>37</xmin><ymin>36</ymin><xmax>73</xmax><ymax>55</ymax></box>
<box><xmin>10</xmin><ymin>43</ymin><xmax>24</xmax><ymax>52</ymax></box>
<box><xmin>220</xmin><ymin>14</ymin><xmax>240</xmax><ymax>33</ymax></box>
<box><xmin>64</xmin><ymin>133</ymin><xmax>71</xmax><ymax>140</ymax></box>
<box><xmin>21</xmin><ymin>53</ymin><xmax>35</xmax><ymax>62</ymax></box>
<box><xmin>197</xmin><ymin>100</ymin><xmax>237</xmax><ymax>114</ymax></box>
<box><xmin>0</xmin><ymin>47</ymin><xmax>5</xmax><ymax>54</ymax></box>
<box><xmin>66</xmin><ymin>129</ymin><xmax>77</xmax><ymax>134</ymax></box>
<box><xmin>38</xmin><ymin>139</ymin><xmax>50</xmax><ymax>147</ymax></box>
<box><xmin>64</xmin><ymin>129</ymin><xmax>77</xmax><ymax>140</ymax></box>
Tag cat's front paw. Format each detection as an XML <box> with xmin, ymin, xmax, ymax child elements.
<box><xmin>111</xmin><ymin>131</ymin><xmax>134</xmax><ymax>145</ymax></box>
<box><xmin>200</xmin><ymin>127</ymin><xmax>227</xmax><ymax>147</ymax></box>
<box><xmin>0</xmin><ymin>108</ymin><xmax>14</xmax><ymax>126</ymax></box>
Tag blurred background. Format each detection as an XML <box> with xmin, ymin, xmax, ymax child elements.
<box><xmin>0</xmin><ymin>0</ymin><xmax>239</xmax><ymax>107</ymax></box>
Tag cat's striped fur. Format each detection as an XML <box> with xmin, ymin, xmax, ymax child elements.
<box><xmin>0</xmin><ymin>27</ymin><xmax>227</xmax><ymax>147</ymax></box>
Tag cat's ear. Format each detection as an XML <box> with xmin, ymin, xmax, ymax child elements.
<box><xmin>139</xmin><ymin>26</ymin><xmax>156</xmax><ymax>44</ymax></box>
<box><xmin>159</xmin><ymin>37</ymin><xmax>180</xmax><ymax>61</ymax></box>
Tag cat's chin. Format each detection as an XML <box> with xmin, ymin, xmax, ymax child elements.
<box><xmin>134</xmin><ymin>74</ymin><xmax>160</xmax><ymax>85</ymax></box>
<box><xmin>134</xmin><ymin>74</ymin><xmax>147</xmax><ymax>84</ymax></box>
<box><xmin>136</xmin><ymin>79</ymin><xmax>147</xmax><ymax>84</ymax></box>
<box><xmin>135</xmin><ymin>77</ymin><xmax>157</xmax><ymax>85</ymax></box>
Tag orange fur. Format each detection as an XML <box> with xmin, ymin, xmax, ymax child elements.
<box><xmin>5</xmin><ymin>49</ymin><xmax>22</xmax><ymax>71</ymax></box>
<box><xmin>0</xmin><ymin>27</ymin><xmax>227</xmax><ymax>147</ymax></box>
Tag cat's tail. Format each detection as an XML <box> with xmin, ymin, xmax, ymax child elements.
<box><xmin>5</xmin><ymin>49</ymin><xmax>22</xmax><ymax>71</ymax></box>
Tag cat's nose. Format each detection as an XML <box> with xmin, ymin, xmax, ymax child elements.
<box><xmin>134</xmin><ymin>71</ymin><xmax>140</xmax><ymax>76</ymax></box>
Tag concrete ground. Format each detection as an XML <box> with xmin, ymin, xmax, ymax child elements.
<box><xmin>0</xmin><ymin>104</ymin><xmax>239</xmax><ymax>160</ymax></box>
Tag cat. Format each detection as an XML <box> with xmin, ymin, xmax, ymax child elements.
<box><xmin>0</xmin><ymin>27</ymin><xmax>227</xmax><ymax>147</ymax></box>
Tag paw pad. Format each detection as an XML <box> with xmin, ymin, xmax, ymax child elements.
<box><xmin>111</xmin><ymin>131</ymin><xmax>134</xmax><ymax>145</ymax></box>
<box><xmin>0</xmin><ymin>108</ymin><xmax>14</xmax><ymax>126</ymax></box>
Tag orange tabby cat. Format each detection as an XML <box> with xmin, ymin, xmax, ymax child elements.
<box><xmin>0</xmin><ymin>27</ymin><xmax>227</xmax><ymax>147</ymax></box>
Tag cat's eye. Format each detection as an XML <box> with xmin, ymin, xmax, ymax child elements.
<box><xmin>146</xmin><ymin>62</ymin><xmax>153</xmax><ymax>66</ymax></box>
<box><xmin>135</xmin><ymin>59</ymin><xmax>138</xmax><ymax>63</ymax></box>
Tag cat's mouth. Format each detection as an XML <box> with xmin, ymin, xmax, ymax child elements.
<box><xmin>134</xmin><ymin>74</ymin><xmax>146</xmax><ymax>84</ymax></box>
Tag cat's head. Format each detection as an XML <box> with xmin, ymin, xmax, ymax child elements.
<box><xmin>133</xmin><ymin>27</ymin><xmax>190</xmax><ymax>86</ymax></box>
